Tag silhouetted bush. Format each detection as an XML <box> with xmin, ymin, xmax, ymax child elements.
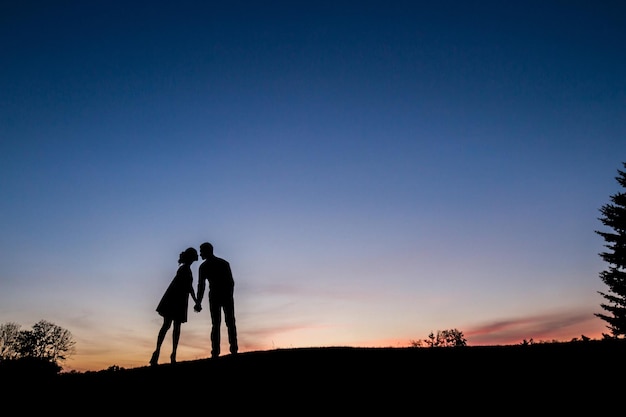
<box><xmin>0</xmin><ymin>356</ymin><xmax>61</xmax><ymax>379</ymax></box>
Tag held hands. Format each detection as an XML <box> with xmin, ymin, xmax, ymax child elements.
<box><xmin>194</xmin><ymin>302</ymin><xmax>202</xmax><ymax>313</ymax></box>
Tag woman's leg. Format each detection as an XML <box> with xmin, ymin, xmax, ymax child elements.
<box><xmin>171</xmin><ymin>321</ymin><xmax>181</xmax><ymax>363</ymax></box>
<box><xmin>151</xmin><ymin>318</ymin><xmax>173</xmax><ymax>365</ymax></box>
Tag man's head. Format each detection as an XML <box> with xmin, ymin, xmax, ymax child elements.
<box><xmin>199</xmin><ymin>242</ymin><xmax>214</xmax><ymax>259</ymax></box>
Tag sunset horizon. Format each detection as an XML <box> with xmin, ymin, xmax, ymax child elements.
<box><xmin>2</xmin><ymin>1</ymin><xmax>624</xmax><ymax>375</ymax></box>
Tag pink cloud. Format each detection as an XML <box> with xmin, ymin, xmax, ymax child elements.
<box><xmin>464</xmin><ymin>310</ymin><xmax>607</xmax><ymax>345</ymax></box>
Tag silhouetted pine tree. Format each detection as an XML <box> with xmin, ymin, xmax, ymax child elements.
<box><xmin>595</xmin><ymin>162</ymin><xmax>626</xmax><ymax>338</ymax></box>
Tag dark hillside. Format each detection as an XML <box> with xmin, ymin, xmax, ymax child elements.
<box><xmin>6</xmin><ymin>340</ymin><xmax>626</xmax><ymax>413</ymax></box>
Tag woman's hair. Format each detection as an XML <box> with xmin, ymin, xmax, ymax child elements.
<box><xmin>178</xmin><ymin>247</ymin><xmax>199</xmax><ymax>264</ymax></box>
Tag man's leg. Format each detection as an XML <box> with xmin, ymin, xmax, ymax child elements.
<box><xmin>210</xmin><ymin>301</ymin><xmax>222</xmax><ymax>357</ymax></box>
<box><xmin>224</xmin><ymin>298</ymin><xmax>238</xmax><ymax>354</ymax></box>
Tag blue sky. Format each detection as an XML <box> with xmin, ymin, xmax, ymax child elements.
<box><xmin>1</xmin><ymin>1</ymin><xmax>625</xmax><ymax>371</ymax></box>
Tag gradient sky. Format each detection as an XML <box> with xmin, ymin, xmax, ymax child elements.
<box><xmin>2</xmin><ymin>1</ymin><xmax>625</xmax><ymax>372</ymax></box>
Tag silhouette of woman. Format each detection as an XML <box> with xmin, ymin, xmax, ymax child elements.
<box><xmin>150</xmin><ymin>247</ymin><xmax>199</xmax><ymax>366</ymax></box>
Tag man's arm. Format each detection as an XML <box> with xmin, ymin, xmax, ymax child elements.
<box><xmin>195</xmin><ymin>266</ymin><xmax>206</xmax><ymax>311</ymax></box>
<box><xmin>226</xmin><ymin>261</ymin><xmax>235</xmax><ymax>287</ymax></box>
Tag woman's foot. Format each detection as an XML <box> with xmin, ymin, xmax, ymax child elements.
<box><xmin>170</xmin><ymin>353</ymin><xmax>176</xmax><ymax>364</ymax></box>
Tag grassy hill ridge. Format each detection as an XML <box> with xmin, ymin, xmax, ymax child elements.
<box><xmin>6</xmin><ymin>340</ymin><xmax>626</xmax><ymax>413</ymax></box>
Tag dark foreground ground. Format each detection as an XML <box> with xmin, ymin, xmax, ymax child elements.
<box><xmin>5</xmin><ymin>339</ymin><xmax>626</xmax><ymax>413</ymax></box>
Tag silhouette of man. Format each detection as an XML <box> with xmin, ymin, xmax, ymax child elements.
<box><xmin>194</xmin><ymin>242</ymin><xmax>238</xmax><ymax>357</ymax></box>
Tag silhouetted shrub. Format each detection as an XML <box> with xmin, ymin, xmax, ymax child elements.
<box><xmin>0</xmin><ymin>356</ymin><xmax>61</xmax><ymax>379</ymax></box>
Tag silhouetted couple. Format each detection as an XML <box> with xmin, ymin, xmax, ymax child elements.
<box><xmin>150</xmin><ymin>242</ymin><xmax>238</xmax><ymax>366</ymax></box>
